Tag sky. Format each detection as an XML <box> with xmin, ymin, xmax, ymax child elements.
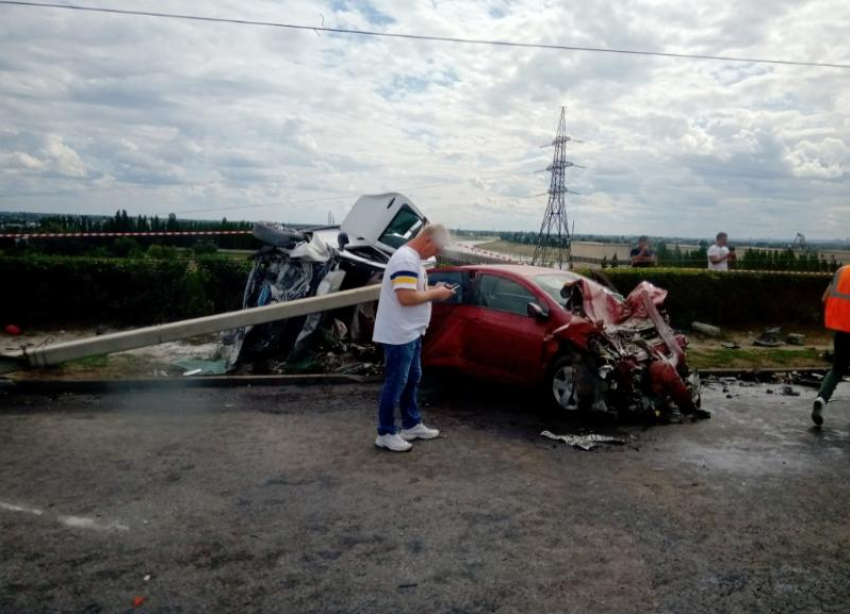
<box><xmin>0</xmin><ymin>0</ymin><xmax>848</xmax><ymax>239</ymax></box>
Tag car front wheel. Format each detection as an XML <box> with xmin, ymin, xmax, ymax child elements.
<box><xmin>547</xmin><ymin>355</ymin><xmax>580</xmax><ymax>412</ymax></box>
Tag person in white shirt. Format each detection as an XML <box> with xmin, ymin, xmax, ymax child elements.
<box><xmin>373</xmin><ymin>224</ymin><xmax>455</xmax><ymax>452</ymax></box>
<box><xmin>707</xmin><ymin>232</ymin><xmax>736</xmax><ymax>271</ymax></box>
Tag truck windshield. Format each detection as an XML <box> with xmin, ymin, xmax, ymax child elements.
<box><xmin>379</xmin><ymin>205</ymin><xmax>426</xmax><ymax>249</ymax></box>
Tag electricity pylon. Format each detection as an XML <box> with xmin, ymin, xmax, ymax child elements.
<box><xmin>532</xmin><ymin>106</ymin><xmax>580</xmax><ymax>269</ymax></box>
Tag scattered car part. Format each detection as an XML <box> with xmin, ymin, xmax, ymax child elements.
<box><xmin>692</xmin><ymin>322</ymin><xmax>722</xmax><ymax>337</ymax></box>
<box><xmin>754</xmin><ymin>327</ymin><xmax>783</xmax><ymax>347</ymax></box>
<box><xmin>541</xmin><ymin>430</ymin><xmax>626</xmax><ymax>451</ymax></box>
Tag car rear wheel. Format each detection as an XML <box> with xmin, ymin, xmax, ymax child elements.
<box><xmin>548</xmin><ymin>355</ymin><xmax>580</xmax><ymax>412</ymax></box>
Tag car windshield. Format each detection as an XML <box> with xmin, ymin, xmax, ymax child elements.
<box><xmin>378</xmin><ymin>205</ymin><xmax>426</xmax><ymax>249</ymax></box>
<box><xmin>532</xmin><ymin>274</ymin><xmax>576</xmax><ymax>306</ymax></box>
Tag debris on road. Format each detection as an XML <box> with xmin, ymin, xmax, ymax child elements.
<box><xmin>132</xmin><ymin>595</ymin><xmax>147</xmax><ymax>608</ymax></box>
<box><xmin>790</xmin><ymin>372</ymin><xmax>825</xmax><ymax>388</ymax></box>
<box><xmin>3</xmin><ymin>324</ymin><xmax>21</xmax><ymax>336</ymax></box>
<box><xmin>541</xmin><ymin>430</ymin><xmax>626</xmax><ymax>451</ymax></box>
<box><xmin>692</xmin><ymin>321</ymin><xmax>722</xmax><ymax>337</ymax></box>
<box><xmin>174</xmin><ymin>358</ymin><xmax>227</xmax><ymax>376</ymax></box>
<box><xmin>782</xmin><ymin>385</ymin><xmax>801</xmax><ymax>397</ymax></box>
<box><xmin>753</xmin><ymin>327</ymin><xmax>783</xmax><ymax>347</ymax></box>
<box><xmin>786</xmin><ymin>333</ymin><xmax>806</xmax><ymax>346</ymax></box>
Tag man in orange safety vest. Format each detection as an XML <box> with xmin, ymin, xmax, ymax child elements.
<box><xmin>813</xmin><ymin>264</ymin><xmax>850</xmax><ymax>426</ymax></box>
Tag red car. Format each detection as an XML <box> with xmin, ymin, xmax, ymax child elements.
<box><xmin>424</xmin><ymin>265</ymin><xmax>705</xmax><ymax>420</ymax></box>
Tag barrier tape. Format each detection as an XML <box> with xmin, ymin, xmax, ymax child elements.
<box><xmin>0</xmin><ymin>230</ymin><xmax>254</xmax><ymax>239</ymax></box>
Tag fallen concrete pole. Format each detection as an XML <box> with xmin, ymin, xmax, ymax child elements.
<box><xmin>0</xmin><ymin>284</ymin><xmax>381</xmax><ymax>374</ymax></box>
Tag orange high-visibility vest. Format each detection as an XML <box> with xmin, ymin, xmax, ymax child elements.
<box><xmin>825</xmin><ymin>265</ymin><xmax>850</xmax><ymax>333</ymax></box>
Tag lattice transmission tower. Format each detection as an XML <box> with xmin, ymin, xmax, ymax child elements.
<box><xmin>532</xmin><ymin>106</ymin><xmax>581</xmax><ymax>269</ymax></box>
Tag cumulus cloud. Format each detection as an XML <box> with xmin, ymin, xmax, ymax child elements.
<box><xmin>41</xmin><ymin>135</ymin><xmax>89</xmax><ymax>177</ymax></box>
<box><xmin>0</xmin><ymin>0</ymin><xmax>848</xmax><ymax>239</ymax></box>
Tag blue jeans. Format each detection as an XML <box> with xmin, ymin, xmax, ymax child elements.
<box><xmin>377</xmin><ymin>338</ymin><xmax>423</xmax><ymax>435</ymax></box>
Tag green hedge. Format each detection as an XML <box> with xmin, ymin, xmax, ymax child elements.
<box><xmin>0</xmin><ymin>255</ymin><xmax>251</xmax><ymax>326</ymax></box>
<box><xmin>0</xmin><ymin>257</ymin><xmax>832</xmax><ymax>329</ymax></box>
<box><xmin>597</xmin><ymin>268</ymin><xmax>830</xmax><ymax>328</ymax></box>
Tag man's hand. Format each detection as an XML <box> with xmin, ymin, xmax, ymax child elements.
<box><xmin>431</xmin><ymin>285</ymin><xmax>456</xmax><ymax>302</ymax></box>
<box><xmin>396</xmin><ymin>285</ymin><xmax>456</xmax><ymax>306</ymax></box>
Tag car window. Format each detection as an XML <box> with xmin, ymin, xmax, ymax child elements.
<box><xmin>473</xmin><ymin>274</ymin><xmax>538</xmax><ymax>316</ymax></box>
<box><xmin>428</xmin><ymin>271</ymin><xmax>464</xmax><ymax>304</ymax></box>
<box><xmin>532</xmin><ymin>274</ymin><xmax>574</xmax><ymax>304</ymax></box>
<box><xmin>378</xmin><ymin>205</ymin><xmax>425</xmax><ymax>249</ymax></box>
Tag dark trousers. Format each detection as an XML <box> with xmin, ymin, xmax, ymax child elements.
<box><xmin>818</xmin><ymin>331</ymin><xmax>850</xmax><ymax>402</ymax></box>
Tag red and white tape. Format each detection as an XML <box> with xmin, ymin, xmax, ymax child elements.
<box><xmin>0</xmin><ymin>230</ymin><xmax>254</xmax><ymax>239</ymax></box>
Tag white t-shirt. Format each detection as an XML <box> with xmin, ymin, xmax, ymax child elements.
<box><xmin>373</xmin><ymin>246</ymin><xmax>431</xmax><ymax>345</ymax></box>
<box><xmin>707</xmin><ymin>244</ymin><xmax>729</xmax><ymax>271</ymax></box>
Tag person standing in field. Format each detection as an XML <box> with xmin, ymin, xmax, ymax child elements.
<box><xmin>630</xmin><ymin>235</ymin><xmax>657</xmax><ymax>268</ymax></box>
<box><xmin>812</xmin><ymin>264</ymin><xmax>850</xmax><ymax>426</ymax></box>
<box><xmin>373</xmin><ymin>224</ymin><xmax>455</xmax><ymax>452</ymax></box>
<box><xmin>707</xmin><ymin>232</ymin><xmax>736</xmax><ymax>271</ymax></box>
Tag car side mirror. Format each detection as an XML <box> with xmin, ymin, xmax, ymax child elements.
<box><xmin>338</xmin><ymin>232</ymin><xmax>350</xmax><ymax>250</ymax></box>
<box><xmin>527</xmin><ymin>302</ymin><xmax>549</xmax><ymax>319</ymax></box>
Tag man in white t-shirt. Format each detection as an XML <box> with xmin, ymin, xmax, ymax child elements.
<box><xmin>707</xmin><ymin>232</ymin><xmax>736</xmax><ymax>271</ymax></box>
<box><xmin>373</xmin><ymin>224</ymin><xmax>455</xmax><ymax>452</ymax></box>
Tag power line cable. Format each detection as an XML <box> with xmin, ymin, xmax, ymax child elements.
<box><xmin>1</xmin><ymin>1</ymin><xmax>848</xmax><ymax>69</ymax></box>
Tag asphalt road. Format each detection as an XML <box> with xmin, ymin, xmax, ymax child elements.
<box><xmin>1</xmin><ymin>378</ymin><xmax>849</xmax><ymax>614</ymax></box>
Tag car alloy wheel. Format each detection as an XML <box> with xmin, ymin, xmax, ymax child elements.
<box><xmin>552</xmin><ymin>362</ymin><xmax>579</xmax><ymax>411</ymax></box>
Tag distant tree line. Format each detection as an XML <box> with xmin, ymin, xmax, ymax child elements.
<box><xmin>608</xmin><ymin>242</ymin><xmax>841</xmax><ymax>272</ymax></box>
<box><xmin>496</xmin><ymin>232</ymin><xmax>841</xmax><ymax>272</ymax></box>
<box><xmin>494</xmin><ymin>230</ymin><xmax>850</xmax><ymax>251</ymax></box>
<box><xmin>1</xmin><ymin>210</ymin><xmax>260</xmax><ymax>257</ymax></box>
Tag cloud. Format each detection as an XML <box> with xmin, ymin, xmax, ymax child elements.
<box><xmin>41</xmin><ymin>135</ymin><xmax>89</xmax><ymax>177</ymax></box>
<box><xmin>0</xmin><ymin>151</ymin><xmax>44</xmax><ymax>171</ymax></box>
<box><xmin>0</xmin><ymin>0</ymin><xmax>847</xmax><ymax>239</ymax></box>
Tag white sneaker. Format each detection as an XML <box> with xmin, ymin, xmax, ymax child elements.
<box><xmin>375</xmin><ymin>433</ymin><xmax>413</xmax><ymax>452</ymax></box>
<box><xmin>400</xmin><ymin>423</ymin><xmax>440</xmax><ymax>441</ymax></box>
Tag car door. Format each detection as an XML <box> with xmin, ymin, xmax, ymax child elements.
<box><xmin>463</xmin><ymin>272</ymin><xmax>551</xmax><ymax>385</ymax></box>
<box><xmin>422</xmin><ymin>270</ymin><xmax>472</xmax><ymax>369</ymax></box>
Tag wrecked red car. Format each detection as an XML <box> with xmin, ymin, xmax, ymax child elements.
<box><xmin>424</xmin><ymin>265</ymin><xmax>706</xmax><ymax>421</ymax></box>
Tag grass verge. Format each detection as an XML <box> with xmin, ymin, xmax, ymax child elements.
<box><xmin>688</xmin><ymin>347</ymin><xmax>828</xmax><ymax>371</ymax></box>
